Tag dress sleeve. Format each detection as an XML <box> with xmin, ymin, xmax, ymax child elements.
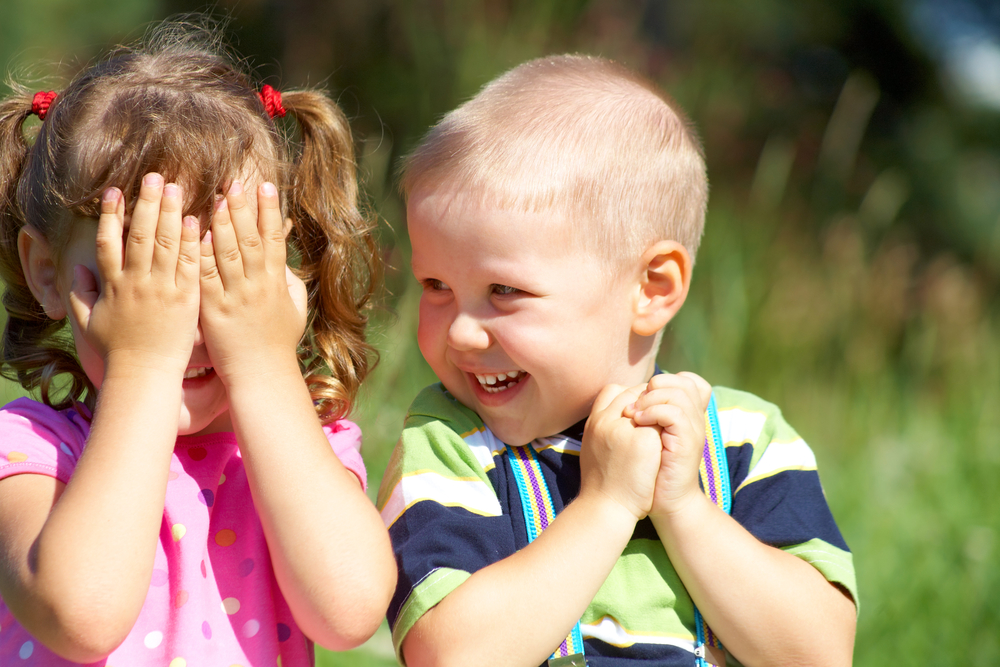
<box><xmin>0</xmin><ymin>398</ymin><xmax>88</xmax><ymax>484</ymax></box>
<box><xmin>322</xmin><ymin>419</ymin><xmax>367</xmax><ymax>491</ymax></box>
<box><xmin>714</xmin><ymin>387</ymin><xmax>858</xmax><ymax>608</ymax></box>
<box><xmin>375</xmin><ymin>385</ymin><xmax>514</xmax><ymax>664</ymax></box>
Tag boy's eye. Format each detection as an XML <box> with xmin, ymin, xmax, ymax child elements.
<box><xmin>491</xmin><ymin>284</ymin><xmax>521</xmax><ymax>296</ymax></box>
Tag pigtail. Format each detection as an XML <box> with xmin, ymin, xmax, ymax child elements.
<box><xmin>279</xmin><ymin>89</ymin><xmax>380</xmax><ymax>422</ymax></box>
<box><xmin>0</xmin><ymin>88</ymin><xmax>94</xmax><ymax>411</ymax></box>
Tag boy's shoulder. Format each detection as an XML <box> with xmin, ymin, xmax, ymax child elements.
<box><xmin>710</xmin><ymin>385</ymin><xmax>809</xmax><ymax>471</ymax></box>
<box><xmin>403</xmin><ymin>383</ymin><xmax>486</xmax><ymax>435</ymax></box>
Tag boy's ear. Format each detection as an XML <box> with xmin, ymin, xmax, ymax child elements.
<box><xmin>631</xmin><ymin>240</ymin><xmax>692</xmax><ymax>337</ymax></box>
<box><xmin>18</xmin><ymin>225</ymin><xmax>67</xmax><ymax>320</ymax></box>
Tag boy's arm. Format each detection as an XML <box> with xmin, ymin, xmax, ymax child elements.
<box><xmin>389</xmin><ymin>384</ymin><xmax>661</xmax><ymax>667</ymax></box>
<box><xmin>631</xmin><ymin>374</ymin><xmax>856</xmax><ymax>667</ymax></box>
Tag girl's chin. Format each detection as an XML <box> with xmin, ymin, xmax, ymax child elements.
<box><xmin>177</xmin><ymin>410</ymin><xmax>232</xmax><ymax>437</ymax></box>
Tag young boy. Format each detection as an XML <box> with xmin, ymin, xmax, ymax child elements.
<box><xmin>377</xmin><ymin>55</ymin><xmax>857</xmax><ymax>667</ymax></box>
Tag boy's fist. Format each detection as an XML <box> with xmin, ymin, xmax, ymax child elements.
<box><xmin>626</xmin><ymin>372</ymin><xmax>712</xmax><ymax>518</ymax></box>
<box><xmin>579</xmin><ymin>384</ymin><xmax>663</xmax><ymax>522</ymax></box>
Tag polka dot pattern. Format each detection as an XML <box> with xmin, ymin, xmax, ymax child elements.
<box><xmin>242</xmin><ymin>619</ymin><xmax>260</xmax><ymax>638</ymax></box>
<box><xmin>144</xmin><ymin>631</ymin><xmax>163</xmax><ymax>648</ymax></box>
<box><xmin>7</xmin><ymin>451</ymin><xmax>27</xmax><ymax>463</ymax></box>
<box><xmin>188</xmin><ymin>446</ymin><xmax>207</xmax><ymax>461</ymax></box>
<box><xmin>238</xmin><ymin>557</ymin><xmax>255</xmax><ymax>577</ymax></box>
<box><xmin>151</xmin><ymin>569</ymin><xmax>168</xmax><ymax>586</ymax></box>
<box><xmin>276</xmin><ymin>623</ymin><xmax>291</xmax><ymax>642</ymax></box>
<box><xmin>19</xmin><ymin>641</ymin><xmax>33</xmax><ymax>659</ymax></box>
<box><xmin>198</xmin><ymin>488</ymin><xmax>214</xmax><ymax>506</ymax></box>
<box><xmin>174</xmin><ymin>590</ymin><xmax>189</xmax><ymax>608</ymax></box>
<box><xmin>215</xmin><ymin>529</ymin><xmax>236</xmax><ymax>547</ymax></box>
<box><xmin>202</xmin><ymin>621</ymin><xmax>212</xmax><ymax>640</ymax></box>
<box><xmin>219</xmin><ymin>472</ymin><xmax>227</xmax><ymax>484</ymax></box>
<box><xmin>200</xmin><ymin>560</ymin><xmax>207</xmax><ymax>578</ymax></box>
<box><xmin>168</xmin><ymin>471</ymin><xmax>179</xmax><ymax>481</ymax></box>
<box><xmin>171</xmin><ymin>523</ymin><xmax>187</xmax><ymax>541</ymax></box>
<box><xmin>222</xmin><ymin>597</ymin><xmax>241</xmax><ymax>615</ymax></box>
<box><xmin>169</xmin><ymin>658</ymin><xmax>186</xmax><ymax>667</ymax></box>
<box><xmin>58</xmin><ymin>442</ymin><xmax>73</xmax><ymax>456</ymax></box>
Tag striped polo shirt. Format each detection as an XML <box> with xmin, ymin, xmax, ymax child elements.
<box><xmin>377</xmin><ymin>383</ymin><xmax>856</xmax><ymax>666</ymax></box>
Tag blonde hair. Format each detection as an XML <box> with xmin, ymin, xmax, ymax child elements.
<box><xmin>401</xmin><ymin>54</ymin><xmax>708</xmax><ymax>267</ymax></box>
<box><xmin>0</xmin><ymin>20</ymin><xmax>378</xmax><ymax>421</ymax></box>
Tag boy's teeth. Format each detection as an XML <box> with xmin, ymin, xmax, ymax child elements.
<box><xmin>183</xmin><ymin>367</ymin><xmax>212</xmax><ymax>380</ymax></box>
<box><xmin>474</xmin><ymin>371</ymin><xmax>524</xmax><ymax>393</ymax></box>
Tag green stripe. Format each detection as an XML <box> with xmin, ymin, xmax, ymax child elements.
<box><xmin>582</xmin><ymin>538</ymin><xmax>695</xmax><ymax>640</ymax></box>
<box><xmin>391</xmin><ymin>567</ymin><xmax>471</xmax><ymax>664</ymax></box>
<box><xmin>783</xmin><ymin>538</ymin><xmax>859</xmax><ymax>612</ymax></box>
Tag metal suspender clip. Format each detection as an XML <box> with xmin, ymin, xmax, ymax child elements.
<box><xmin>548</xmin><ymin>654</ymin><xmax>587</xmax><ymax>667</ymax></box>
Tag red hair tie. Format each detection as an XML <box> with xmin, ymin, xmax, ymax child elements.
<box><xmin>31</xmin><ymin>91</ymin><xmax>58</xmax><ymax>120</ymax></box>
<box><xmin>258</xmin><ymin>85</ymin><xmax>286</xmax><ymax>119</ymax></box>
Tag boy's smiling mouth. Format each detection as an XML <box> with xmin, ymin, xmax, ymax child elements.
<box><xmin>474</xmin><ymin>370</ymin><xmax>526</xmax><ymax>393</ymax></box>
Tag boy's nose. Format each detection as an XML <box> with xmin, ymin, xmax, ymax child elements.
<box><xmin>447</xmin><ymin>312</ymin><xmax>490</xmax><ymax>351</ymax></box>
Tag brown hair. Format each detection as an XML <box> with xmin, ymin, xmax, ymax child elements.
<box><xmin>0</xmin><ymin>21</ymin><xmax>378</xmax><ymax>421</ymax></box>
<box><xmin>401</xmin><ymin>54</ymin><xmax>708</xmax><ymax>269</ymax></box>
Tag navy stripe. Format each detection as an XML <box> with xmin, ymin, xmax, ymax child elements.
<box><xmin>732</xmin><ymin>469</ymin><xmax>849</xmax><ymax>551</ymax></box>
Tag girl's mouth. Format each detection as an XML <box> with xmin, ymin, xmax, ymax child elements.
<box><xmin>473</xmin><ymin>370</ymin><xmax>527</xmax><ymax>394</ymax></box>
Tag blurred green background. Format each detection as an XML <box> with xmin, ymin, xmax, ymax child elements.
<box><xmin>3</xmin><ymin>0</ymin><xmax>998</xmax><ymax>664</ymax></box>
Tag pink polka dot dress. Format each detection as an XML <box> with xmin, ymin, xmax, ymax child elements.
<box><xmin>0</xmin><ymin>398</ymin><xmax>368</xmax><ymax>666</ymax></box>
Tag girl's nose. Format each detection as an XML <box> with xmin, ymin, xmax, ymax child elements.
<box><xmin>447</xmin><ymin>312</ymin><xmax>490</xmax><ymax>351</ymax></box>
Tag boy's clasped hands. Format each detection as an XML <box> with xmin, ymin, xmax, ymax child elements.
<box><xmin>582</xmin><ymin>372</ymin><xmax>713</xmax><ymax>526</ymax></box>
<box><xmin>69</xmin><ymin>172</ymin><xmax>306</xmax><ymax>395</ymax></box>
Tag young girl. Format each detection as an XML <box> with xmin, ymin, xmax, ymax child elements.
<box><xmin>0</xmin><ymin>22</ymin><xmax>396</xmax><ymax>665</ymax></box>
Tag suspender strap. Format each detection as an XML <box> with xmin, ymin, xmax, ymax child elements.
<box><xmin>507</xmin><ymin>443</ymin><xmax>587</xmax><ymax>664</ymax></box>
<box><xmin>694</xmin><ymin>392</ymin><xmax>730</xmax><ymax>667</ymax></box>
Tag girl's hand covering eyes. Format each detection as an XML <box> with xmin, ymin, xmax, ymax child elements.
<box><xmin>198</xmin><ymin>180</ymin><xmax>306</xmax><ymax>385</ymax></box>
<box><xmin>68</xmin><ymin>174</ymin><xmax>202</xmax><ymax>374</ymax></box>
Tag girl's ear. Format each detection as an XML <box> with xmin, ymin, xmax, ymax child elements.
<box><xmin>631</xmin><ymin>240</ymin><xmax>692</xmax><ymax>337</ymax></box>
<box><xmin>18</xmin><ymin>226</ymin><xmax>67</xmax><ymax>320</ymax></box>
<box><xmin>283</xmin><ymin>217</ymin><xmax>293</xmax><ymax>239</ymax></box>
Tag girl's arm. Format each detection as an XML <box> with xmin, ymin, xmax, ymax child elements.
<box><xmin>0</xmin><ymin>176</ymin><xmax>201</xmax><ymax>662</ymax></box>
<box><xmin>630</xmin><ymin>373</ymin><xmax>856</xmax><ymax>667</ymax></box>
<box><xmin>197</xmin><ymin>180</ymin><xmax>396</xmax><ymax>650</ymax></box>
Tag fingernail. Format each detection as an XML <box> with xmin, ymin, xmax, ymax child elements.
<box><xmin>229</xmin><ymin>180</ymin><xmax>243</xmax><ymax>195</ymax></box>
<box><xmin>183</xmin><ymin>215</ymin><xmax>199</xmax><ymax>229</ymax></box>
<box><xmin>261</xmin><ymin>182</ymin><xmax>277</xmax><ymax>197</ymax></box>
<box><xmin>102</xmin><ymin>188</ymin><xmax>119</xmax><ymax>203</ymax></box>
<box><xmin>202</xmin><ymin>230</ymin><xmax>213</xmax><ymax>244</ymax></box>
<box><xmin>214</xmin><ymin>195</ymin><xmax>227</xmax><ymax>211</ymax></box>
<box><xmin>143</xmin><ymin>173</ymin><xmax>163</xmax><ymax>187</ymax></box>
<box><xmin>163</xmin><ymin>183</ymin><xmax>179</xmax><ymax>198</ymax></box>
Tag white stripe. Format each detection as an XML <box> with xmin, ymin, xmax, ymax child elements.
<box><xmin>535</xmin><ymin>435</ymin><xmax>582</xmax><ymax>454</ymax></box>
<box><xmin>739</xmin><ymin>438</ymin><xmax>817</xmax><ymax>489</ymax></box>
<box><xmin>717</xmin><ymin>407</ymin><xmax>767</xmax><ymax>447</ymax></box>
<box><xmin>380</xmin><ymin>472</ymin><xmax>502</xmax><ymax>528</ymax></box>
<box><xmin>464</xmin><ymin>430</ymin><xmax>505</xmax><ymax>471</ymax></box>
<box><xmin>581</xmin><ymin>616</ymin><xmax>696</xmax><ymax>652</ymax></box>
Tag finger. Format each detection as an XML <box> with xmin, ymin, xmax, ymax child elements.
<box><xmin>200</xmin><ymin>229</ymin><xmax>223</xmax><ymax>298</ymax></box>
<box><xmin>258</xmin><ymin>182</ymin><xmax>287</xmax><ymax>272</ymax></box>
<box><xmin>176</xmin><ymin>215</ymin><xmax>201</xmax><ymax>290</ymax></box>
<box><xmin>225</xmin><ymin>179</ymin><xmax>264</xmax><ymax>277</ymax></box>
<box><xmin>124</xmin><ymin>173</ymin><xmax>164</xmax><ymax>273</ymax></box>
<box><xmin>151</xmin><ymin>182</ymin><xmax>183</xmax><ymax>275</ymax></box>
<box><xmin>95</xmin><ymin>188</ymin><xmax>125</xmax><ymax>283</ymax></box>
<box><xmin>286</xmin><ymin>266</ymin><xmax>308</xmax><ymax>318</ymax></box>
<box><xmin>676</xmin><ymin>371</ymin><xmax>712</xmax><ymax>410</ymax></box>
<box><xmin>209</xmin><ymin>194</ymin><xmax>243</xmax><ymax>287</ymax></box>
<box><xmin>591</xmin><ymin>383</ymin><xmax>629</xmax><ymax>414</ymax></box>
<box><xmin>66</xmin><ymin>265</ymin><xmax>99</xmax><ymax>330</ymax></box>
